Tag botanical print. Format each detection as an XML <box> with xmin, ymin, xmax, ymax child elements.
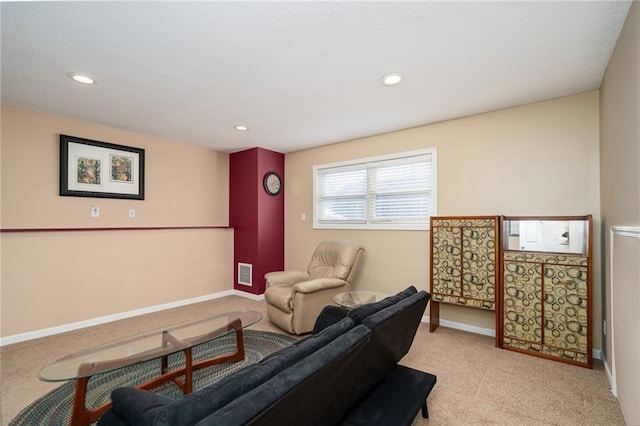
<box><xmin>111</xmin><ymin>155</ymin><xmax>133</xmax><ymax>183</ymax></box>
<box><xmin>76</xmin><ymin>157</ymin><xmax>101</xmax><ymax>185</ymax></box>
<box><xmin>61</xmin><ymin>135</ymin><xmax>144</xmax><ymax>199</ymax></box>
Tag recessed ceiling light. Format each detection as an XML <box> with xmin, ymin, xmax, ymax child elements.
<box><xmin>234</xmin><ymin>125</ymin><xmax>249</xmax><ymax>131</ymax></box>
<box><xmin>68</xmin><ymin>73</ymin><xmax>97</xmax><ymax>85</ymax></box>
<box><xmin>381</xmin><ymin>73</ymin><xmax>404</xmax><ymax>86</ymax></box>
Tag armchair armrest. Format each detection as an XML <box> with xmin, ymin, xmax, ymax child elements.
<box><xmin>265</xmin><ymin>270</ymin><xmax>310</xmax><ymax>287</ymax></box>
<box><xmin>288</xmin><ymin>278</ymin><xmax>350</xmax><ymax>334</ymax></box>
<box><xmin>293</xmin><ymin>277</ymin><xmax>348</xmax><ymax>294</ymax></box>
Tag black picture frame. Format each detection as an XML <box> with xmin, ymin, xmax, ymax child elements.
<box><xmin>59</xmin><ymin>134</ymin><xmax>145</xmax><ymax>200</ymax></box>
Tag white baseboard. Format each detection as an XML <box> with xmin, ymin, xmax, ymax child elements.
<box><xmin>233</xmin><ymin>290</ymin><xmax>265</xmax><ymax>301</ymax></box>
<box><xmin>0</xmin><ymin>289</ymin><xmax>264</xmax><ymax>347</ymax></box>
<box><xmin>421</xmin><ymin>316</ymin><xmax>603</xmax><ymax>360</ymax></box>
<box><xmin>603</xmin><ymin>354</ymin><xmax>617</xmax><ymax>396</ymax></box>
<box><xmin>421</xmin><ymin>315</ymin><xmax>495</xmax><ymax>337</ymax></box>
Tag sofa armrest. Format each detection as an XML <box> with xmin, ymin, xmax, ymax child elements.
<box><xmin>104</xmin><ymin>387</ymin><xmax>172</xmax><ymax>426</ymax></box>
<box><xmin>293</xmin><ymin>277</ymin><xmax>347</xmax><ymax>294</ymax></box>
<box><xmin>312</xmin><ymin>305</ymin><xmax>350</xmax><ymax>334</ymax></box>
<box><xmin>97</xmin><ymin>408</ymin><xmax>129</xmax><ymax>426</ymax></box>
<box><xmin>265</xmin><ymin>270</ymin><xmax>310</xmax><ymax>287</ymax></box>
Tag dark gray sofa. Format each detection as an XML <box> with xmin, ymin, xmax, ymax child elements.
<box><xmin>98</xmin><ymin>286</ymin><xmax>436</xmax><ymax>426</ymax></box>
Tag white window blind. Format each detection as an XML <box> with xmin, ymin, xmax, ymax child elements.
<box><xmin>313</xmin><ymin>148</ymin><xmax>436</xmax><ymax>230</ymax></box>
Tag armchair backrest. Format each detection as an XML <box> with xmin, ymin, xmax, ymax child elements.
<box><xmin>307</xmin><ymin>240</ymin><xmax>365</xmax><ymax>283</ymax></box>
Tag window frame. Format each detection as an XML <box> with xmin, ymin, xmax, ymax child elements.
<box><xmin>312</xmin><ymin>148</ymin><xmax>437</xmax><ymax>231</ymax></box>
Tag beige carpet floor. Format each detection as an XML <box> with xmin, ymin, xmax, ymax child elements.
<box><xmin>0</xmin><ymin>296</ymin><xmax>625</xmax><ymax>425</ymax></box>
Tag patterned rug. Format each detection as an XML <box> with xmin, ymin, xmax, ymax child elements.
<box><xmin>10</xmin><ymin>330</ymin><xmax>296</xmax><ymax>425</ymax></box>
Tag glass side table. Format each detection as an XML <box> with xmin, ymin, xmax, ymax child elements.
<box><xmin>333</xmin><ymin>291</ymin><xmax>390</xmax><ymax>308</ymax></box>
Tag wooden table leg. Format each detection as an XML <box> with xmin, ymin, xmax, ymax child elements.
<box><xmin>192</xmin><ymin>328</ymin><xmax>245</xmax><ymax>372</ymax></box>
<box><xmin>161</xmin><ymin>330</ymin><xmax>170</xmax><ymax>374</ymax></box>
<box><xmin>70</xmin><ymin>377</ymin><xmax>90</xmax><ymax>426</ymax></box>
<box><xmin>70</xmin><ymin>376</ymin><xmax>111</xmax><ymax>426</ymax></box>
<box><xmin>184</xmin><ymin>347</ymin><xmax>193</xmax><ymax>394</ymax></box>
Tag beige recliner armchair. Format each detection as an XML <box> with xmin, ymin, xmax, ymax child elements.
<box><xmin>264</xmin><ymin>240</ymin><xmax>365</xmax><ymax>335</ymax></box>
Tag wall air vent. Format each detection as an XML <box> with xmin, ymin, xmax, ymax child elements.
<box><xmin>238</xmin><ymin>263</ymin><xmax>252</xmax><ymax>286</ymax></box>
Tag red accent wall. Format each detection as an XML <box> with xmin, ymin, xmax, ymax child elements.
<box><xmin>229</xmin><ymin>148</ymin><xmax>284</xmax><ymax>294</ymax></box>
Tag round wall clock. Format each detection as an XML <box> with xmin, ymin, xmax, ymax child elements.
<box><xmin>263</xmin><ymin>171</ymin><xmax>282</xmax><ymax>196</ymax></box>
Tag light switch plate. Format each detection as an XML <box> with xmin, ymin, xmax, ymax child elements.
<box><xmin>129</xmin><ymin>209</ymin><xmax>136</xmax><ymax>218</ymax></box>
<box><xmin>91</xmin><ymin>206</ymin><xmax>100</xmax><ymax>218</ymax></box>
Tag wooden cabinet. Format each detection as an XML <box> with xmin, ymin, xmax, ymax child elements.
<box><xmin>429</xmin><ymin>216</ymin><xmax>499</xmax><ymax>334</ymax></box>
<box><xmin>499</xmin><ymin>215</ymin><xmax>592</xmax><ymax>368</ymax></box>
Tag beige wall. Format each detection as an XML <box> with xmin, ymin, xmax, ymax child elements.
<box><xmin>285</xmin><ymin>91</ymin><xmax>602</xmax><ymax>347</ymax></box>
<box><xmin>600</xmin><ymin>1</ymin><xmax>640</xmax><ymax>424</ymax></box>
<box><xmin>1</xmin><ymin>106</ymin><xmax>232</xmax><ymax>337</ymax></box>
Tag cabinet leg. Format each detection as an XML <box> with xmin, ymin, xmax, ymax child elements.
<box><xmin>429</xmin><ymin>301</ymin><xmax>440</xmax><ymax>332</ymax></box>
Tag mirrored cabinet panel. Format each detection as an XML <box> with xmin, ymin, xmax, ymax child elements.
<box><xmin>504</xmin><ymin>218</ymin><xmax>589</xmax><ymax>255</ymax></box>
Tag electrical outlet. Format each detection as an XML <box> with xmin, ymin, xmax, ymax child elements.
<box><xmin>129</xmin><ymin>209</ymin><xmax>136</xmax><ymax>218</ymax></box>
<box><xmin>91</xmin><ymin>206</ymin><xmax>100</xmax><ymax>218</ymax></box>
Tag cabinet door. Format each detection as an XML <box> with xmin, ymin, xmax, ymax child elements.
<box><xmin>462</xmin><ymin>226</ymin><xmax>497</xmax><ymax>309</ymax></box>
<box><xmin>503</xmin><ymin>259</ymin><xmax>543</xmax><ymax>346</ymax></box>
<box><xmin>543</xmin><ymin>264</ymin><xmax>589</xmax><ymax>356</ymax></box>
<box><xmin>431</xmin><ymin>226</ymin><xmax>462</xmax><ymax>298</ymax></box>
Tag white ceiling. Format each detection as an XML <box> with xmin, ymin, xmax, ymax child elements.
<box><xmin>1</xmin><ymin>1</ymin><xmax>632</xmax><ymax>154</ymax></box>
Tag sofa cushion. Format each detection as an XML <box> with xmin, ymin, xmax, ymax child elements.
<box><xmin>350</xmin><ymin>291</ymin><xmax>430</xmax><ymax>405</ymax></box>
<box><xmin>311</xmin><ymin>286</ymin><xmax>417</xmax><ymax>334</ymax></box>
<box><xmin>262</xmin><ymin>316</ymin><xmax>355</xmax><ymax>362</ymax></box>
<box><xmin>361</xmin><ymin>291</ymin><xmax>430</xmax><ymax>360</ymax></box>
<box><xmin>196</xmin><ymin>325</ymin><xmax>372</xmax><ymax>426</ymax></box>
<box><xmin>347</xmin><ymin>286</ymin><xmax>417</xmax><ymax>324</ymax></box>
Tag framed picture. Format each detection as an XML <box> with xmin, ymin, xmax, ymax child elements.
<box><xmin>59</xmin><ymin>134</ymin><xmax>145</xmax><ymax>200</ymax></box>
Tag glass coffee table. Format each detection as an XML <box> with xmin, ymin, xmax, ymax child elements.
<box><xmin>38</xmin><ymin>310</ymin><xmax>262</xmax><ymax>426</ymax></box>
<box><xmin>333</xmin><ymin>291</ymin><xmax>389</xmax><ymax>308</ymax></box>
